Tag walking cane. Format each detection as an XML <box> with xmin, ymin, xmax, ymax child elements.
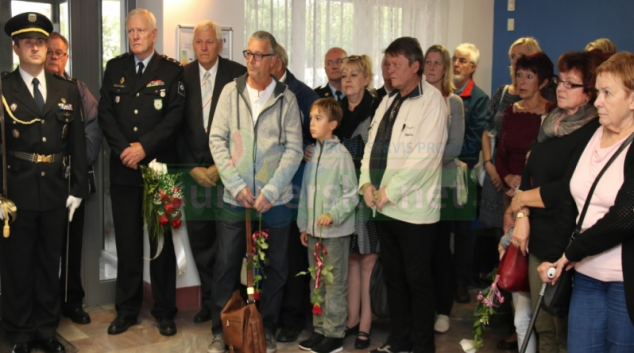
<box><xmin>0</xmin><ymin>80</ymin><xmax>17</xmax><ymax>237</ymax></box>
<box><xmin>519</xmin><ymin>267</ymin><xmax>556</xmax><ymax>353</ymax></box>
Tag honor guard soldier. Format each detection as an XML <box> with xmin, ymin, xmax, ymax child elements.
<box><xmin>98</xmin><ymin>8</ymin><xmax>184</xmax><ymax>337</ymax></box>
<box><xmin>1</xmin><ymin>12</ymin><xmax>88</xmax><ymax>353</ymax></box>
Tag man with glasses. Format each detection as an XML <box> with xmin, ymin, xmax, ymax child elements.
<box><xmin>44</xmin><ymin>31</ymin><xmax>101</xmax><ymax>327</ymax></box>
<box><xmin>208</xmin><ymin>31</ymin><xmax>302</xmax><ymax>353</ymax></box>
<box><xmin>176</xmin><ymin>19</ymin><xmax>245</xmax><ymax>326</ymax></box>
<box><xmin>315</xmin><ymin>47</ymin><xmax>347</xmax><ymax>101</ymax></box>
<box><xmin>98</xmin><ymin>8</ymin><xmax>184</xmax><ymax>337</ymax></box>
<box><xmin>451</xmin><ymin>43</ymin><xmax>490</xmax><ymax>304</ymax></box>
<box><xmin>2</xmin><ymin>13</ymin><xmax>87</xmax><ymax>353</ymax></box>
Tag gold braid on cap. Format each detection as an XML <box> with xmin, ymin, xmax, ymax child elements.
<box><xmin>2</xmin><ymin>95</ymin><xmax>42</xmax><ymax>124</ymax></box>
<box><xmin>11</xmin><ymin>28</ymin><xmax>49</xmax><ymax>37</ymax></box>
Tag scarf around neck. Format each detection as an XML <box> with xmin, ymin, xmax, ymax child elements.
<box><xmin>538</xmin><ymin>104</ymin><xmax>597</xmax><ymax>142</ymax></box>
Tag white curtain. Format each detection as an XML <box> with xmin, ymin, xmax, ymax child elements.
<box><xmin>245</xmin><ymin>0</ymin><xmax>449</xmax><ymax>89</ymax></box>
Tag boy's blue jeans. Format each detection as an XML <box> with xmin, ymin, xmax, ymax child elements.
<box><xmin>307</xmin><ymin>235</ymin><xmax>350</xmax><ymax>338</ymax></box>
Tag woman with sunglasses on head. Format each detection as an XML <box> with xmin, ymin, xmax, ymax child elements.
<box><xmin>422</xmin><ymin>44</ymin><xmax>465</xmax><ymax>334</ymax></box>
<box><xmin>335</xmin><ymin>54</ymin><xmax>381</xmax><ymax>350</ymax></box>
<box><xmin>507</xmin><ymin>50</ymin><xmax>610</xmax><ymax>353</ymax></box>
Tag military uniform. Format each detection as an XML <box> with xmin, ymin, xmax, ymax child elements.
<box><xmin>0</xmin><ymin>69</ymin><xmax>88</xmax><ymax>343</ymax></box>
<box><xmin>98</xmin><ymin>51</ymin><xmax>185</xmax><ymax>322</ymax></box>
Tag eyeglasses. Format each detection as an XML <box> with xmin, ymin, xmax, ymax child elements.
<box><xmin>452</xmin><ymin>57</ymin><xmax>470</xmax><ymax>65</ymax></box>
<box><xmin>46</xmin><ymin>50</ymin><xmax>67</xmax><ymax>57</ymax></box>
<box><xmin>243</xmin><ymin>50</ymin><xmax>274</xmax><ymax>61</ymax></box>
<box><xmin>342</xmin><ymin>55</ymin><xmax>362</xmax><ymax>62</ymax></box>
<box><xmin>554</xmin><ymin>76</ymin><xmax>584</xmax><ymax>89</ymax></box>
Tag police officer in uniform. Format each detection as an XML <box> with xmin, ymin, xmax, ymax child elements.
<box><xmin>98</xmin><ymin>8</ymin><xmax>184</xmax><ymax>336</ymax></box>
<box><xmin>1</xmin><ymin>13</ymin><xmax>87</xmax><ymax>353</ymax></box>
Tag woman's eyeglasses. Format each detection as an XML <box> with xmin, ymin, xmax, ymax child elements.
<box><xmin>554</xmin><ymin>76</ymin><xmax>584</xmax><ymax>89</ymax></box>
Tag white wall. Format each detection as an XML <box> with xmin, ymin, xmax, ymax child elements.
<box><xmin>447</xmin><ymin>0</ymin><xmax>495</xmax><ymax>96</ymax></box>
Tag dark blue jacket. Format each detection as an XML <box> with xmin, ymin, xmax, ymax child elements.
<box><xmin>285</xmin><ymin>70</ymin><xmax>319</xmax><ymax>146</ymax></box>
<box><xmin>457</xmin><ymin>78</ymin><xmax>490</xmax><ymax>167</ymax></box>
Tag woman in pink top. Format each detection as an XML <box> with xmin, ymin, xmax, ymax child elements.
<box><xmin>538</xmin><ymin>52</ymin><xmax>634</xmax><ymax>352</ymax></box>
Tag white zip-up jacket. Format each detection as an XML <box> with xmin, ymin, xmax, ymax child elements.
<box><xmin>359</xmin><ymin>76</ymin><xmax>448</xmax><ymax>224</ymax></box>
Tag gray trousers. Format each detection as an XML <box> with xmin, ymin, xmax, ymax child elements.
<box><xmin>308</xmin><ymin>235</ymin><xmax>350</xmax><ymax>338</ymax></box>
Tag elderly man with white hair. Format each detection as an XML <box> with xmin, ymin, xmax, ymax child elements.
<box><xmin>451</xmin><ymin>43</ymin><xmax>490</xmax><ymax>304</ymax></box>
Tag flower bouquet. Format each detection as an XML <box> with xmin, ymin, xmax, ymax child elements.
<box><xmin>297</xmin><ymin>225</ymin><xmax>334</xmax><ymax>315</ymax></box>
<box><xmin>461</xmin><ymin>270</ymin><xmax>505</xmax><ymax>352</ymax></box>
<box><xmin>140</xmin><ymin>161</ymin><xmax>183</xmax><ymax>258</ymax></box>
<box><xmin>245</xmin><ymin>213</ymin><xmax>269</xmax><ymax>300</ymax></box>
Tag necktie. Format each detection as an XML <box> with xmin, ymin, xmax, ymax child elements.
<box><xmin>137</xmin><ymin>62</ymin><xmax>144</xmax><ymax>78</ymax></box>
<box><xmin>32</xmin><ymin>78</ymin><xmax>44</xmax><ymax>114</ymax></box>
<box><xmin>202</xmin><ymin>71</ymin><xmax>212</xmax><ymax>132</ymax></box>
<box><xmin>335</xmin><ymin>90</ymin><xmax>343</xmax><ymax>101</ymax></box>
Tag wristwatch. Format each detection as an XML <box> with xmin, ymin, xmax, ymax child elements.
<box><xmin>516</xmin><ymin>211</ymin><xmax>528</xmax><ymax>218</ymax></box>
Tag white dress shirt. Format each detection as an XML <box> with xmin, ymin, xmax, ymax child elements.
<box><xmin>19</xmin><ymin>66</ymin><xmax>47</xmax><ymax>101</ymax></box>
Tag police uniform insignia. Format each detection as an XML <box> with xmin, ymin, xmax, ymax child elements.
<box><xmin>325</xmin><ymin>92</ymin><xmax>330</xmax><ymax>97</ymax></box>
<box><xmin>120</xmin><ymin>77</ymin><xmax>125</xmax><ymax>84</ymax></box>
<box><xmin>12</xmin><ymin>129</ymin><xmax>19</xmax><ymax>138</ymax></box>
<box><xmin>58</xmin><ymin>103</ymin><xmax>73</xmax><ymax>111</ymax></box>
<box><xmin>61</xmin><ymin>98</ymin><xmax>66</xmax><ymax>103</ymax></box>
<box><xmin>154</xmin><ymin>99</ymin><xmax>163</xmax><ymax>110</ymax></box>
<box><xmin>160</xmin><ymin>90</ymin><xmax>166</xmax><ymax>98</ymax></box>
<box><xmin>62</xmin><ymin>124</ymin><xmax>68</xmax><ymax>139</ymax></box>
<box><xmin>28</xmin><ymin>13</ymin><xmax>36</xmax><ymax>22</ymax></box>
<box><xmin>147</xmin><ymin>80</ymin><xmax>165</xmax><ymax>88</ymax></box>
<box><xmin>178</xmin><ymin>81</ymin><xmax>185</xmax><ymax>97</ymax></box>
<box><xmin>10</xmin><ymin>103</ymin><xmax>17</xmax><ymax>112</ymax></box>
<box><xmin>115</xmin><ymin>96</ymin><xmax>120</xmax><ymax>103</ymax></box>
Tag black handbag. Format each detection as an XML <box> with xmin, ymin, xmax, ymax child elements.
<box><xmin>541</xmin><ymin>131</ymin><xmax>634</xmax><ymax>318</ymax></box>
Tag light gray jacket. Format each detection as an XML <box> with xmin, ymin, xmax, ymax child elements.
<box><xmin>209</xmin><ymin>74</ymin><xmax>303</xmax><ymax>207</ymax></box>
<box><xmin>298</xmin><ymin>137</ymin><xmax>358</xmax><ymax>237</ymax></box>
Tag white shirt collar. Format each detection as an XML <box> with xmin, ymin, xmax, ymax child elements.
<box><xmin>280</xmin><ymin>70</ymin><xmax>287</xmax><ymax>84</ymax></box>
<box><xmin>18</xmin><ymin>65</ymin><xmax>47</xmax><ymax>101</ymax></box>
<box><xmin>246</xmin><ymin>78</ymin><xmax>276</xmax><ymax>124</ymax></box>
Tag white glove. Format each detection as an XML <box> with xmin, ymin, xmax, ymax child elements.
<box><xmin>148</xmin><ymin>159</ymin><xmax>168</xmax><ymax>174</ymax></box>
<box><xmin>66</xmin><ymin>196</ymin><xmax>83</xmax><ymax>222</ymax></box>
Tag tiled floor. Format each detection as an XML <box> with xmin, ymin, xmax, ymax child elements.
<box><xmin>0</xmin><ymin>288</ymin><xmax>516</xmax><ymax>353</ymax></box>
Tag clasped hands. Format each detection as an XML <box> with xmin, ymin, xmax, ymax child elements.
<box><xmin>235</xmin><ymin>186</ymin><xmax>272</xmax><ymax>213</ymax></box>
<box><xmin>361</xmin><ymin>183</ymin><xmax>388</xmax><ymax>210</ymax></box>
<box><xmin>190</xmin><ymin>165</ymin><xmax>220</xmax><ymax>187</ymax></box>
<box><xmin>120</xmin><ymin>142</ymin><xmax>146</xmax><ymax>170</ymax></box>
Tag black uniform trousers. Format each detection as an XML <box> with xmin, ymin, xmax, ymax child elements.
<box><xmin>0</xmin><ymin>208</ymin><xmax>67</xmax><ymax>344</ymax></box>
<box><xmin>59</xmin><ymin>201</ymin><xmax>86</xmax><ymax>311</ymax></box>
<box><xmin>184</xmin><ymin>182</ymin><xmax>220</xmax><ymax>310</ymax></box>
<box><xmin>110</xmin><ymin>184</ymin><xmax>177</xmax><ymax>320</ymax></box>
<box><xmin>211</xmin><ymin>205</ymin><xmax>291</xmax><ymax>335</ymax></box>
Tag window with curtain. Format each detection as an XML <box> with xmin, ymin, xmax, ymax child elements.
<box><xmin>245</xmin><ymin>0</ymin><xmax>448</xmax><ymax>89</ymax></box>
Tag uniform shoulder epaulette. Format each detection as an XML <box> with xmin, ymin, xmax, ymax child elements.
<box><xmin>1</xmin><ymin>71</ymin><xmax>9</xmax><ymax>79</ymax></box>
<box><xmin>108</xmin><ymin>52</ymin><xmax>131</xmax><ymax>63</ymax></box>
<box><xmin>53</xmin><ymin>73</ymin><xmax>77</xmax><ymax>84</ymax></box>
<box><xmin>161</xmin><ymin>54</ymin><xmax>182</xmax><ymax>66</ymax></box>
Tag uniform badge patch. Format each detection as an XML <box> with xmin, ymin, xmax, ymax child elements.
<box><xmin>115</xmin><ymin>96</ymin><xmax>120</xmax><ymax>103</ymax></box>
<box><xmin>178</xmin><ymin>81</ymin><xmax>186</xmax><ymax>97</ymax></box>
<box><xmin>10</xmin><ymin>103</ymin><xmax>17</xmax><ymax>112</ymax></box>
<box><xmin>120</xmin><ymin>77</ymin><xmax>125</xmax><ymax>84</ymax></box>
<box><xmin>28</xmin><ymin>14</ymin><xmax>36</xmax><ymax>22</ymax></box>
<box><xmin>325</xmin><ymin>92</ymin><xmax>330</xmax><ymax>97</ymax></box>
<box><xmin>58</xmin><ymin>103</ymin><xmax>73</xmax><ymax>111</ymax></box>
<box><xmin>154</xmin><ymin>99</ymin><xmax>163</xmax><ymax>110</ymax></box>
<box><xmin>146</xmin><ymin>80</ymin><xmax>165</xmax><ymax>88</ymax></box>
<box><xmin>160</xmin><ymin>91</ymin><xmax>166</xmax><ymax>97</ymax></box>
<box><xmin>61</xmin><ymin>98</ymin><xmax>66</xmax><ymax>103</ymax></box>
<box><xmin>12</xmin><ymin>129</ymin><xmax>19</xmax><ymax>138</ymax></box>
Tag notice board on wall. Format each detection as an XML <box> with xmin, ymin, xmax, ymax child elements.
<box><xmin>176</xmin><ymin>24</ymin><xmax>233</xmax><ymax>64</ymax></box>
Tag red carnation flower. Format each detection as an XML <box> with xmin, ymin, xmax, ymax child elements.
<box><xmin>164</xmin><ymin>203</ymin><xmax>175</xmax><ymax>214</ymax></box>
<box><xmin>171</xmin><ymin>197</ymin><xmax>183</xmax><ymax>208</ymax></box>
<box><xmin>173</xmin><ymin>186</ymin><xmax>181</xmax><ymax>193</ymax></box>
<box><xmin>312</xmin><ymin>303</ymin><xmax>323</xmax><ymax>315</ymax></box>
<box><xmin>159</xmin><ymin>214</ymin><xmax>169</xmax><ymax>226</ymax></box>
<box><xmin>171</xmin><ymin>219</ymin><xmax>182</xmax><ymax>229</ymax></box>
<box><xmin>159</xmin><ymin>190</ymin><xmax>169</xmax><ymax>203</ymax></box>
<box><xmin>254</xmin><ymin>291</ymin><xmax>260</xmax><ymax>300</ymax></box>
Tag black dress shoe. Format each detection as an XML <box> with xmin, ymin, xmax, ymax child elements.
<box><xmin>12</xmin><ymin>342</ymin><xmax>33</xmax><ymax>353</ymax></box>
<box><xmin>107</xmin><ymin>315</ymin><xmax>137</xmax><ymax>335</ymax></box>
<box><xmin>344</xmin><ymin>323</ymin><xmax>359</xmax><ymax>338</ymax></box>
<box><xmin>276</xmin><ymin>327</ymin><xmax>300</xmax><ymax>342</ymax></box>
<box><xmin>193</xmin><ymin>307</ymin><xmax>211</xmax><ymax>323</ymax></box>
<box><xmin>155</xmin><ymin>318</ymin><xmax>177</xmax><ymax>336</ymax></box>
<box><xmin>354</xmin><ymin>332</ymin><xmax>371</xmax><ymax>350</ymax></box>
<box><xmin>62</xmin><ymin>307</ymin><xmax>91</xmax><ymax>325</ymax></box>
<box><xmin>34</xmin><ymin>338</ymin><xmax>65</xmax><ymax>353</ymax></box>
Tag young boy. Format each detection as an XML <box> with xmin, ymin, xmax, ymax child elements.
<box><xmin>297</xmin><ymin>98</ymin><xmax>359</xmax><ymax>353</ymax></box>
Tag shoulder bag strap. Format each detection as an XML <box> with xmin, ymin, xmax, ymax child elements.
<box><xmin>499</xmin><ymin>85</ymin><xmax>508</xmax><ymax>106</ymax></box>
<box><xmin>245</xmin><ymin>209</ymin><xmax>255</xmax><ymax>303</ymax></box>
<box><xmin>573</xmin><ymin>131</ymin><xmax>634</xmax><ymax>239</ymax></box>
